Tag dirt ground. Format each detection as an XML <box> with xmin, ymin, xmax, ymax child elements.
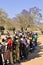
<box><xmin>0</xmin><ymin>32</ymin><xmax>43</xmax><ymax>65</ymax></box>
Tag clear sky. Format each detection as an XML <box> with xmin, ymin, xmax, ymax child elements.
<box><xmin>0</xmin><ymin>0</ymin><xmax>43</xmax><ymax>18</ymax></box>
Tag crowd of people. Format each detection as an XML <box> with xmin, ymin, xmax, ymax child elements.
<box><xmin>0</xmin><ymin>31</ymin><xmax>38</xmax><ymax>65</ymax></box>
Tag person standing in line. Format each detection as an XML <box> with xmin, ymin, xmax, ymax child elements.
<box><xmin>16</xmin><ymin>39</ymin><xmax>20</xmax><ymax>63</ymax></box>
<box><xmin>0</xmin><ymin>43</ymin><xmax>3</xmax><ymax>65</ymax></box>
<box><xmin>7</xmin><ymin>37</ymin><xmax>13</xmax><ymax>64</ymax></box>
<box><xmin>12</xmin><ymin>36</ymin><xmax>17</xmax><ymax>63</ymax></box>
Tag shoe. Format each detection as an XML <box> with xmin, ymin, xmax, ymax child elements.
<box><xmin>16</xmin><ymin>60</ymin><xmax>20</xmax><ymax>63</ymax></box>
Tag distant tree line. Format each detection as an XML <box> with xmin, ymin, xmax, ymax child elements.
<box><xmin>0</xmin><ymin>7</ymin><xmax>42</xmax><ymax>31</ymax></box>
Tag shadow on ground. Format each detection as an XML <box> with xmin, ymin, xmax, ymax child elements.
<box><xmin>20</xmin><ymin>42</ymin><xmax>43</xmax><ymax>63</ymax></box>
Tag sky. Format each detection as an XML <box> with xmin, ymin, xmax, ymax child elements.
<box><xmin>0</xmin><ymin>0</ymin><xmax>43</xmax><ymax>18</ymax></box>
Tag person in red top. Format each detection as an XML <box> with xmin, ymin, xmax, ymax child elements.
<box><xmin>7</xmin><ymin>37</ymin><xmax>13</xmax><ymax>64</ymax></box>
<box><xmin>7</xmin><ymin>37</ymin><xmax>13</xmax><ymax>51</ymax></box>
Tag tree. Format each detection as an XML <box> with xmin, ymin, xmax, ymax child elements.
<box><xmin>29</xmin><ymin>7</ymin><xmax>42</xmax><ymax>26</ymax></box>
<box><xmin>16</xmin><ymin>10</ymin><xmax>34</xmax><ymax>31</ymax></box>
<box><xmin>0</xmin><ymin>8</ymin><xmax>8</xmax><ymax>27</ymax></box>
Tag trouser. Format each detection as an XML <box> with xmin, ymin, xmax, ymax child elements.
<box><xmin>1</xmin><ymin>54</ymin><xmax>4</xmax><ymax>65</ymax></box>
<box><xmin>3</xmin><ymin>50</ymin><xmax>13</xmax><ymax>64</ymax></box>
<box><xmin>22</xmin><ymin>46</ymin><xmax>27</xmax><ymax>58</ymax></box>
<box><xmin>0</xmin><ymin>54</ymin><xmax>3</xmax><ymax>65</ymax></box>
<box><xmin>12</xmin><ymin>49</ymin><xmax>16</xmax><ymax>63</ymax></box>
<box><xmin>16</xmin><ymin>48</ymin><xmax>20</xmax><ymax>61</ymax></box>
<box><xmin>9</xmin><ymin>51</ymin><xmax>13</xmax><ymax>64</ymax></box>
<box><xmin>0</xmin><ymin>35</ymin><xmax>1</xmax><ymax>39</ymax></box>
<box><xmin>3</xmin><ymin>50</ymin><xmax>10</xmax><ymax>61</ymax></box>
<box><xmin>20</xmin><ymin>47</ymin><xmax>22</xmax><ymax>59</ymax></box>
<box><xmin>3</xmin><ymin>50</ymin><xmax>10</xmax><ymax>65</ymax></box>
<box><xmin>35</xmin><ymin>39</ymin><xmax>37</xmax><ymax>46</ymax></box>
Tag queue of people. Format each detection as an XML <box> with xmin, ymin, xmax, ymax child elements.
<box><xmin>0</xmin><ymin>31</ymin><xmax>38</xmax><ymax>65</ymax></box>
